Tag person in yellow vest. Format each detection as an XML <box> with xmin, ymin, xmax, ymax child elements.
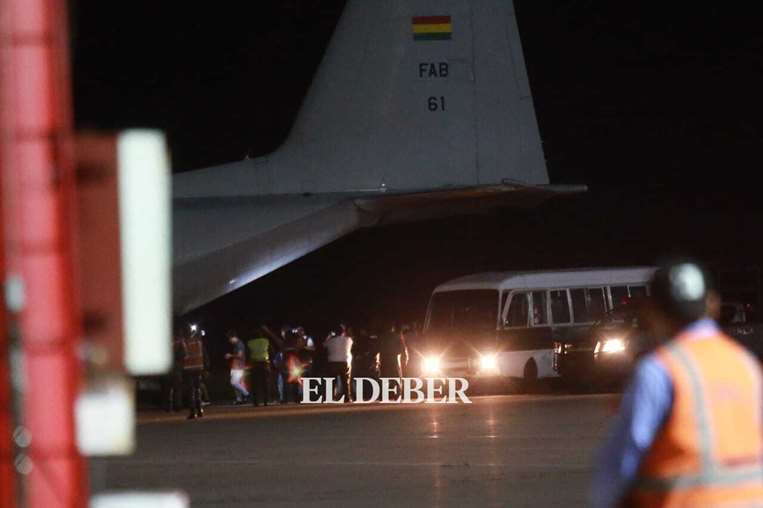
<box><xmin>247</xmin><ymin>327</ymin><xmax>272</xmax><ymax>407</ymax></box>
<box><xmin>182</xmin><ymin>326</ymin><xmax>207</xmax><ymax>419</ymax></box>
<box><xmin>591</xmin><ymin>260</ymin><xmax>763</xmax><ymax>507</ymax></box>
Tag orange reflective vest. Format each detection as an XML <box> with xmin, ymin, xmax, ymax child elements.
<box><xmin>183</xmin><ymin>338</ymin><xmax>204</xmax><ymax>371</ymax></box>
<box><xmin>629</xmin><ymin>332</ymin><xmax>763</xmax><ymax>507</ymax></box>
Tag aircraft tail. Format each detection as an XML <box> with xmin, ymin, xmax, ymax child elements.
<box><xmin>171</xmin><ymin>0</ymin><xmax>572</xmax><ymax>312</ymax></box>
<box><xmin>174</xmin><ymin>0</ymin><xmax>548</xmax><ymax>198</ymax></box>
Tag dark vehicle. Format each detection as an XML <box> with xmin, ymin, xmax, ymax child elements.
<box><xmin>590</xmin><ymin>299</ymin><xmax>657</xmax><ymax>387</ymax></box>
<box><xmin>721</xmin><ymin>303</ymin><xmax>763</xmax><ymax>361</ymax></box>
<box><xmin>555</xmin><ymin>300</ymin><xmax>763</xmax><ymax>391</ymax></box>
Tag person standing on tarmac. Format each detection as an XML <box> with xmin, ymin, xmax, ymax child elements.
<box><xmin>324</xmin><ymin>323</ymin><xmax>353</xmax><ymax>402</ymax></box>
<box><xmin>224</xmin><ymin>330</ymin><xmax>250</xmax><ymax>404</ymax></box>
<box><xmin>351</xmin><ymin>327</ymin><xmax>375</xmax><ymax>380</ymax></box>
<box><xmin>261</xmin><ymin>325</ymin><xmax>287</xmax><ymax>403</ymax></box>
<box><xmin>591</xmin><ymin>261</ymin><xmax>763</xmax><ymax>507</ymax></box>
<box><xmin>378</xmin><ymin>322</ymin><xmax>409</xmax><ymax>379</ymax></box>
<box><xmin>311</xmin><ymin>328</ymin><xmax>329</xmax><ymax>400</ymax></box>
<box><xmin>247</xmin><ymin>327</ymin><xmax>272</xmax><ymax>407</ymax></box>
<box><xmin>199</xmin><ymin>330</ymin><xmax>212</xmax><ymax>407</ymax></box>
<box><xmin>295</xmin><ymin>326</ymin><xmax>314</xmax><ymax>375</ymax></box>
<box><xmin>280</xmin><ymin>325</ymin><xmax>307</xmax><ymax>403</ymax></box>
<box><xmin>182</xmin><ymin>326</ymin><xmax>207</xmax><ymax>419</ymax></box>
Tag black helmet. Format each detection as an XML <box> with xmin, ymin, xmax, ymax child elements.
<box><xmin>650</xmin><ymin>260</ymin><xmax>712</xmax><ymax>324</ymax></box>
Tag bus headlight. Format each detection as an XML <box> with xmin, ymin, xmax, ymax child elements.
<box><xmin>479</xmin><ymin>353</ymin><xmax>499</xmax><ymax>373</ymax></box>
<box><xmin>595</xmin><ymin>337</ymin><xmax>626</xmax><ymax>354</ymax></box>
<box><xmin>421</xmin><ymin>355</ymin><xmax>442</xmax><ymax>375</ymax></box>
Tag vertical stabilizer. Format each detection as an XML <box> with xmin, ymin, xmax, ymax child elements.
<box><xmin>274</xmin><ymin>0</ymin><xmax>548</xmax><ymax>193</ymax></box>
<box><xmin>174</xmin><ymin>0</ymin><xmax>548</xmax><ymax>198</ymax></box>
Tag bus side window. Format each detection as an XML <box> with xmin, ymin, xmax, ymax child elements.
<box><xmin>500</xmin><ymin>291</ymin><xmax>510</xmax><ymax>322</ymax></box>
<box><xmin>550</xmin><ymin>289</ymin><xmax>571</xmax><ymax>324</ymax></box>
<box><xmin>531</xmin><ymin>291</ymin><xmax>548</xmax><ymax>326</ymax></box>
<box><xmin>571</xmin><ymin>288</ymin><xmax>587</xmax><ymax>323</ymax></box>
<box><xmin>610</xmin><ymin>286</ymin><xmax>628</xmax><ymax>308</ymax></box>
<box><xmin>505</xmin><ymin>292</ymin><xmax>530</xmax><ymax>328</ymax></box>
<box><xmin>587</xmin><ymin>288</ymin><xmax>606</xmax><ymax>320</ymax></box>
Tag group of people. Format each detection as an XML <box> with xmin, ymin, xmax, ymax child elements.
<box><xmin>162</xmin><ymin>318</ymin><xmax>418</xmax><ymax>414</ymax></box>
<box><xmin>165</xmin><ymin>259</ymin><xmax>763</xmax><ymax>505</ymax></box>
<box><xmin>221</xmin><ymin>324</ymin><xmax>314</xmax><ymax>406</ymax></box>
<box><xmin>222</xmin><ymin>321</ymin><xmax>415</xmax><ymax>405</ymax></box>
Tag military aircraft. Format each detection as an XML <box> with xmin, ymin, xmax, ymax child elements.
<box><xmin>173</xmin><ymin>0</ymin><xmax>585</xmax><ymax>313</ymax></box>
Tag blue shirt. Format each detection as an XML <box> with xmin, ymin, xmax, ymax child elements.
<box><xmin>590</xmin><ymin>318</ymin><xmax>720</xmax><ymax>508</ymax></box>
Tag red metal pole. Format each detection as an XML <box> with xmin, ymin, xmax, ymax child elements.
<box><xmin>0</xmin><ymin>127</ymin><xmax>14</xmax><ymax>508</ymax></box>
<box><xmin>0</xmin><ymin>0</ymin><xmax>86</xmax><ymax>506</ymax></box>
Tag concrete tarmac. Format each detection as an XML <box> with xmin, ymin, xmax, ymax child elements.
<box><xmin>90</xmin><ymin>394</ymin><xmax>619</xmax><ymax>507</ymax></box>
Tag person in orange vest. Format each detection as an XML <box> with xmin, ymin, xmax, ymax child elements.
<box><xmin>182</xmin><ymin>325</ymin><xmax>207</xmax><ymax>419</ymax></box>
<box><xmin>591</xmin><ymin>260</ymin><xmax>763</xmax><ymax>507</ymax></box>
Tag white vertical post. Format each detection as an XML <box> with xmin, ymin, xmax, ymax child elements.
<box><xmin>117</xmin><ymin>130</ymin><xmax>172</xmax><ymax>375</ymax></box>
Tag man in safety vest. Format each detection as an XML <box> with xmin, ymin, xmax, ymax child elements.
<box><xmin>592</xmin><ymin>260</ymin><xmax>763</xmax><ymax>507</ymax></box>
<box><xmin>182</xmin><ymin>326</ymin><xmax>207</xmax><ymax>419</ymax></box>
<box><xmin>247</xmin><ymin>327</ymin><xmax>272</xmax><ymax>407</ymax></box>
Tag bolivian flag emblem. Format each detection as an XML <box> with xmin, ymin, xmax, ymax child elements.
<box><xmin>412</xmin><ymin>15</ymin><xmax>452</xmax><ymax>41</ymax></box>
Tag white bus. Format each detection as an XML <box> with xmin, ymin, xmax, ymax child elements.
<box><xmin>418</xmin><ymin>267</ymin><xmax>656</xmax><ymax>385</ymax></box>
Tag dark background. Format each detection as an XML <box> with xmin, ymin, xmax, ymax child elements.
<box><xmin>71</xmin><ymin>1</ymin><xmax>763</xmax><ymax>351</ymax></box>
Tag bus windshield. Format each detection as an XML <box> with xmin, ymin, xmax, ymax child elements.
<box><xmin>426</xmin><ymin>290</ymin><xmax>499</xmax><ymax>335</ymax></box>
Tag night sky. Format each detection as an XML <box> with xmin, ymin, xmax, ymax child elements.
<box><xmin>71</xmin><ymin>1</ymin><xmax>763</xmax><ymax>349</ymax></box>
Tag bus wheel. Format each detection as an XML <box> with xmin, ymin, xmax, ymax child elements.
<box><xmin>523</xmin><ymin>359</ymin><xmax>538</xmax><ymax>392</ymax></box>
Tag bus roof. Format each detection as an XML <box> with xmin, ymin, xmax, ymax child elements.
<box><xmin>433</xmin><ymin>267</ymin><xmax>657</xmax><ymax>292</ymax></box>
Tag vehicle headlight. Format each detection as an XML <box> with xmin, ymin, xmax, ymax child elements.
<box><xmin>479</xmin><ymin>353</ymin><xmax>499</xmax><ymax>373</ymax></box>
<box><xmin>595</xmin><ymin>337</ymin><xmax>626</xmax><ymax>354</ymax></box>
<box><xmin>421</xmin><ymin>355</ymin><xmax>442</xmax><ymax>375</ymax></box>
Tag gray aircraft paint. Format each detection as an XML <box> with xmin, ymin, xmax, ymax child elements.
<box><xmin>173</xmin><ymin>0</ymin><xmax>584</xmax><ymax>313</ymax></box>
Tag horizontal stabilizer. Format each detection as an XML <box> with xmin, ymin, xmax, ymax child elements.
<box><xmin>354</xmin><ymin>184</ymin><xmax>587</xmax><ymax>225</ymax></box>
<box><xmin>173</xmin><ymin>184</ymin><xmax>584</xmax><ymax>312</ymax></box>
